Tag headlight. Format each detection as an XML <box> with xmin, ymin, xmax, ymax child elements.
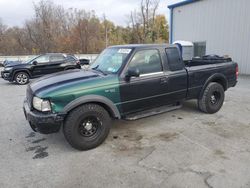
<box><xmin>4</xmin><ymin>67</ymin><xmax>13</xmax><ymax>71</ymax></box>
<box><xmin>33</xmin><ymin>96</ymin><xmax>51</xmax><ymax>112</ymax></box>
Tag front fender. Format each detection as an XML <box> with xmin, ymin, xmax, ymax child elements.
<box><xmin>63</xmin><ymin>94</ymin><xmax>121</xmax><ymax>119</ymax></box>
<box><xmin>11</xmin><ymin>69</ymin><xmax>31</xmax><ymax>80</ymax></box>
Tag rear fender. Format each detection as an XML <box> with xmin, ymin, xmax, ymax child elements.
<box><xmin>199</xmin><ymin>73</ymin><xmax>228</xmax><ymax>99</ymax></box>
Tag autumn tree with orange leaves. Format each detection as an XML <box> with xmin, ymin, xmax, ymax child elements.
<box><xmin>0</xmin><ymin>0</ymin><xmax>168</xmax><ymax>55</ymax></box>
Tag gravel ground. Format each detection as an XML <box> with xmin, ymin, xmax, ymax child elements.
<box><xmin>0</xmin><ymin>72</ymin><xmax>250</xmax><ymax>188</ymax></box>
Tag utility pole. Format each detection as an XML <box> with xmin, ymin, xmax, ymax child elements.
<box><xmin>103</xmin><ymin>14</ymin><xmax>109</xmax><ymax>48</ymax></box>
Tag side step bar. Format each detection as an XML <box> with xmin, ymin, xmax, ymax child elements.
<box><xmin>124</xmin><ymin>102</ymin><xmax>182</xmax><ymax>121</ymax></box>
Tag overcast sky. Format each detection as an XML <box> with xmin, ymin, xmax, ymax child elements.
<box><xmin>0</xmin><ymin>0</ymin><xmax>182</xmax><ymax>27</ymax></box>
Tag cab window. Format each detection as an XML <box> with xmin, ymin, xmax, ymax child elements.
<box><xmin>128</xmin><ymin>49</ymin><xmax>162</xmax><ymax>75</ymax></box>
<box><xmin>166</xmin><ymin>48</ymin><xmax>184</xmax><ymax>71</ymax></box>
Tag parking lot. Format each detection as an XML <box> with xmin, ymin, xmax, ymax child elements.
<box><xmin>0</xmin><ymin>71</ymin><xmax>250</xmax><ymax>188</ymax></box>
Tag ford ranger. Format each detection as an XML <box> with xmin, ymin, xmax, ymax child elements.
<box><xmin>23</xmin><ymin>44</ymin><xmax>238</xmax><ymax>150</ymax></box>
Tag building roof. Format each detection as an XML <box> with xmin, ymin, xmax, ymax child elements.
<box><xmin>168</xmin><ymin>0</ymin><xmax>200</xmax><ymax>9</ymax></box>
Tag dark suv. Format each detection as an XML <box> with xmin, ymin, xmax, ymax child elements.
<box><xmin>1</xmin><ymin>53</ymin><xmax>81</xmax><ymax>85</ymax></box>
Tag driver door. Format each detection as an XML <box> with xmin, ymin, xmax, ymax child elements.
<box><xmin>119</xmin><ymin>49</ymin><xmax>167</xmax><ymax>115</ymax></box>
<box><xmin>31</xmin><ymin>55</ymin><xmax>50</xmax><ymax>77</ymax></box>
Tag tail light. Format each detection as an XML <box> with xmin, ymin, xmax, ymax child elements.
<box><xmin>236</xmin><ymin>64</ymin><xmax>239</xmax><ymax>80</ymax></box>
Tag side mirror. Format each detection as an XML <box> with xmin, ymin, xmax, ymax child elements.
<box><xmin>79</xmin><ymin>59</ymin><xmax>90</xmax><ymax>65</ymax></box>
<box><xmin>32</xmin><ymin>61</ymin><xmax>38</xmax><ymax>65</ymax></box>
<box><xmin>125</xmin><ymin>68</ymin><xmax>140</xmax><ymax>81</ymax></box>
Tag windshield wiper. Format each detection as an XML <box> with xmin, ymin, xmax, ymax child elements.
<box><xmin>92</xmin><ymin>65</ymin><xmax>99</xmax><ymax>70</ymax></box>
<box><xmin>96</xmin><ymin>68</ymin><xmax>107</xmax><ymax>75</ymax></box>
<box><xmin>92</xmin><ymin>65</ymin><xmax>107</xmax><ymax>75</ymax></box>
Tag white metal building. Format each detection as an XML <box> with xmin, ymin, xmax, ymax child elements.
<box><xmin>168</xmin><ymin>0</ymin><xmax>250</xmax><ymax>75</ymax></box>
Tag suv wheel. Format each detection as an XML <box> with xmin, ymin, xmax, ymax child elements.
<box><xmin>63</xmin><ymin>104</ymin><xmax>111</xmax><ymax>150</ymax></box>
<box><xmin>15</xmin><ymin>72</ymin><xmax>30</xmax><ymax>85</ymax></box>
<box><xmin>198</xmin><ymin>82</ymin><xmax>225</xmax><ymax>114</ymax></box>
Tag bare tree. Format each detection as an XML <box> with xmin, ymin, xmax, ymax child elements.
<box><xmin>130</xmin><ymin>0</ymin><xmax>160</xmax><ymax>43</ymax></box>
<box><xmin>0</xmin><ymin>19</ymin><xmax>7</xmax><ymax>54</ymax></box>
<box><xmin>130</xmin><ymin>10</ymin><xmax>143</xmax><ymax>43</ymax></box>
<box><xmin>24</xmin><ymin>0</ymin><xmax>68</xmax><ymax>53</ymax></box>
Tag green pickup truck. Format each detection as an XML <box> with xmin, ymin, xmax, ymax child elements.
<box><xmin>23</xmin><ymin>44</ymin><xmax>238</xmax><ymax>150</ymax></box>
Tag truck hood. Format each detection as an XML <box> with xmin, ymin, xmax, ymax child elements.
<box><xmin>30</xmin><ymin>69</ymin><xmax>101</xmax><ymax>94</ymax></box>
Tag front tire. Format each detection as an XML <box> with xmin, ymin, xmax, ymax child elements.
<box><xmin>15</xmin><ymin>72</ymin><xmax>29</xmax><ymax>85</ymax></box>
<box><xmin>63</xmin><ymin>104</ymin><xmax>111</xmax><ymax>150</ymax></box>
<box><xmin>198</xmin><ymin>82</ymin><xmax>225</xmax><ymax>114</ymax></box>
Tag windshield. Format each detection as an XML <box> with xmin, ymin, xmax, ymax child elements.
<box><xmin>90</xmin><ymin>48</ymin><xmax>132</xmax><ymax>74</ymax></box>
<box><xmin>23</xmin><ymin>55</ymin><xmax>40</xmax><ymax>64</ymax></box>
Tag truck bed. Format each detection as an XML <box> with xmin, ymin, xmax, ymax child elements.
<box><xmin>185</xmin><ymin>55</ymin><xmax>232</xmax><ymax>67</ymax></box>
<box><xmin>185</xmin><ymin>60</ymin><xmax>237</xmax><ymax>100</ymax></box>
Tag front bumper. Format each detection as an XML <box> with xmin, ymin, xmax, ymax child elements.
<box><xmin>1</xmin><ymin>71</ymin><xmax>11</xmax><ymax>81</ymax></box>
<box><xmin>23</xmin><ymin>100</ymin><xmax>64</xmax><ymax>134</ymax></box>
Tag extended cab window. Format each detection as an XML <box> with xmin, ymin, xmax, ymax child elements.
<box><xmin>166</xmin><ymin>48</ymin><xmax>184</xmax><ymax>71</ymax></box>
<box><xmin>128</xmin><ymin>49</ymin><xmax>162</xmax><ymax>75</ymax></box>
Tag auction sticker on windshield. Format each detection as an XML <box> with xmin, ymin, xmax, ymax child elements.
<box><xmin>118</xmin><ymin>49</ymin><xmax>131</xmax><ymax>54</ymax></box>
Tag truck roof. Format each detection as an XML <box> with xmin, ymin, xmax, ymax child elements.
<box><xmin>109</xmin><ymin>44</ymin><xmax>177</xmax><ymax>49</ymax></box>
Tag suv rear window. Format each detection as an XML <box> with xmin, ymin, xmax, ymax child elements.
<box><xmin>166</xmin><ymin>48</ymin><xmax>184</xmax><ymax>71</ymax></box>
<box><xmin>50</xmin><ymin>55</ymin><xmax>65</xmax><ymax>62</ymax></box>
<box><xmin>66</xmin><ymin>55</ymin><xmax>77</xmax><ymax>62</ymax></box>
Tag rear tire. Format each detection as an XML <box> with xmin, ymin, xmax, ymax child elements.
<box><xmin>14</xmin><ymin>72</ymin><xmax>29</xmax><ymax>85</ymax></box>
<box><xmin>63</xmin><ymin>104</ymin><xmax>111</xmax><ymax>150</ymax></box>
<box><xmin>198</xmin><ymin>82</ymin><xmax>225</xmax><ymax>114</ymax></box>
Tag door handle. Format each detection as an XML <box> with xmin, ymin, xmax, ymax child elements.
<box><xmin>160</xmin><ymin>77</ymin><xmax>168</xmax><ymax>84</ymax></box>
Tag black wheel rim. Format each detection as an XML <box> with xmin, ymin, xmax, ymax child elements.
<box><xmin>210</xmin><ymin>91</ymin><xmax>221</xmax><ymax>105</ymax></box>
<box><xmin>78</xmin><ymin>116</ymin><xmax>102</xmax><ymax>137</ymax></box>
